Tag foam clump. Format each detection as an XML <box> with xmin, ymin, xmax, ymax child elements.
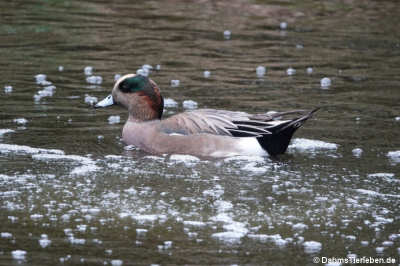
<box><xmin>321</xmin><ymin>77</ymin><xmax>331</xmax><ymax>88</ymax></box>
<box><xmin>211</xmin><ymin>231</ymin><xmax>243</xmax><ymax>244</ymax></box>
<box><xmin>11</xmin><ymin>250</ymin><xmax>27</xmax><ymax>260</ymax></box>
<box><xmin>182</xmin><ymin>100</ymin><xmax>198</xmax><ymax>109</ymax></box>
<box><xmin>35</xmin><ymin>74</ymin><xmax>47</xmax><ymax>84</ymax></box>
<box><xmin>114</xmin><ymin>74</ymin><xmax>121</xmax><ymax>81</ymax></box>
<box><xmin>156</xmin><ymin>64</ymin><xmax>161</xmax><ymax>70</ymax></box>
<box><xmin>387</xmin><ymin>151</ymin><xmax>400</xmax><ymax>164</ymax></box>
<box><xmin>34</xmin><ymin>85</ymin><xmax>56</xmax><ymax>101</ymax></box>
<box><xmin>164</xmin><ymin>98</ymin><xmax>178</xmax><ymax>108</ymax></box>
<box><xmin>306</xmin><ymin>67</ymin><xmax>313</xmax><ymax>74</ymax></box>
<box><xmin>86</xmin><ymin>76</ymin><xmax>102</xmax><ymax>84</ymax></box>
<box><xmin>203</xmin><ymin>70</ymin><xmax>211</xmax><ymax>78</ymax></box>
<box><xmin>84</xmin><ymin>94</ymin><xmax>98</xmax><ymax>105</ymax></box>
<box><xmin>4</xmin><ymin>85</ymin><xmax>13</xmax><ymax>93</ymax></box>
<box><xmin>0</xmin><ymin>143</ymin><xmax>64</xmax><ymax>155</ymax></box>
<box><xmin>170</xmin><ymin>154</ymin><xmax>200</xmax><ymax>166</ymax></box>
<box><xmin>256</xmin><ymin>66</ymin><xmax>266</xmax><ymax>77</ymax></box>
<box><xmin>108</xmin><ymin>115</ymin><xmax>120</xmax><ymax>124</ymax></box>
<box><xmin>170</xmin><ymin>80</ymin><xmax>180</xmax><ymax>87</ymax></box>
<box><xmin>352</xmin><ymin>148</ymin><xmax>363</xmax><ymax>158</ymax></box>
<box><xmin>39</xmin><ymin>234</ymin><xmax>51</xmax><ymax>248</ymax></box>
<box><xmin>223</xmin><ymin>30</ymin><xmax>231</xmax><ymax>39</ymax></box>
<box><xmin>58</xmin><ymin>66</ymin><xmax>64</xmax><ymax>71</ymax></box>
<box><xmin>395</xmin><ymin>116</ymin><xmax>400</xmax><ymax>121</ymax></box>
<box><xmin>289</xmin><ymin>138</ymin><xmax>338</xmax><ymax>152</ymax></box>
<box><xmin>280</xmin><ymin>22</ymin><xmax>288</xmax><ymax>30</ymax></box>
<box><xmin>111</xmin><ymin>259</ymin><xmax>123</xmax><ymax>266</ymax></box>
<box><xmin>303</xmin><ymin>241</ymin><xmax>322</xmax><ymax>254</ymax></box>
<box><xmin>13</xmin><ymin>118</ymin><xmax>28</xmax><ymax>125</ymax></box>
<box><xmin>1</xmin><ymin>232</ymin><xmax>12</xmax><ymax>238</ymax></box>
<box><xmin>137</xmin><ymin>68</ymin><xmax>149</xmax><ymax>77</ymax></box>
<box><xmin>286</xmin><ymin>67</ymin><xmax>296</xmax><ymax>76</ymax></box>
<box><xmin>0</xmin><ymin>129</ymin><xmax>14</xmax><ymax>137</ymax></box>
<box><xmin>84</xmin><ymin>66</ymin><xmax>93</xmax><ymax>76</ymax></box>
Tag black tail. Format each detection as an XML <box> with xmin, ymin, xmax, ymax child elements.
<box><xmin>257</xmin><ymin>108</ymin><xmax>319</xmax><ymax>156</ymax></box>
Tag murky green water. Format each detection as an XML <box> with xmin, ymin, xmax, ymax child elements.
<box><xmin>1</xmin><ymin>0</ymin><xmax>399</xmax><ymax>265</ymax></box>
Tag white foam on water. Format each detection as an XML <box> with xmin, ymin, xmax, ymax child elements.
<box><xmin>13</xmin><ymin>118</ymin><xmax>28</xmax><ymax>125</ymax></box>
<box><xmin>11</xmin><ymin>250</ymin><xmax>27</xmax><ymax>260</ymax></box>
<box><xmin>352</xmin><ymin>148</ymin><xmax>363</xmax><ymax>157</ymax></box>
<box><xmin>395</xmin><ymin>116</ymin><xmax>400</xmax><ymax>121</ymax></box>
<box><xmin>356</xmin><ymin>189</ymin><xmax>400</xmax><ymax>199</ymax></box>
<box><xmin>0</xmin><ymin>143</ymin><xmax>64</xmax><ymax>155</ymax></box>
<box><xmin>85</xmin><ymin>94</ymin><xmax>98</xmax><ymax>105</ymax></box>
<box><xmin>108</xmin><ymin>115</ymin><xmax>120</xmax><ymax>124</ymax></box>
<box><xmin>86</xmin><ymin>76</ymin><xmax>102</xmax><ymax>84</ymax></box>
<box><xmin>183</xmin><ymin>220</ymin><xmax>206</xmax><ymax>228</ymax></box>
<box><xmin>111</xmin><ymin>259</ymin><xmax>123</xmax><ymax>266</ymax></box>
<box><xmin>114</xmin><ymin>74</ymin><xmax>121</xmax><ymax>81</ymax></box>
<box><xmin>0</xmin><ymin>129</ymin><xmax>14</xmax><ymax>137</ymax></box>
<box><xmin>248</xmin><ymin>234</ymin><xmax>287</xmax><ymax>247</ymax></box>
<box><xmin>182</xmin><ymin>100</ymin><xmax>198</xmax><ymax>109</ymax></box>
<box><xmin>367</xmin><ymin>173</ymin><xmax>395</xmax><ymax>179</ymax></box>
<box><xmin>223</xmin><ymin>30</ymin><xmax>231</xmax><ymax>39</ymax></box>
<box><xmin>321</xmin><ymin>77</ymin><xmax>332</xmax><ymax>88</ymax></box>
<box><xmin>280</xmin><ymin>22</ymin><xmax>287</xmax><ymax>29</ymax></box>
<box><xmin>4</xmin><ymin>85</ymin><xmax>13</xmax><ymax>93</ymax></box>
<box><xmin>1</xmin><ymin>232</ymin><xmax>12</xmax><ymax>238</ymax></box>
<box><xmin>169</xmin><ymin>154</ymin><xmax>200</xmax><ymax>166</ymax></box>
<box><xmin>306</xmin><ymin>67</ymin><xmax>313</xmax><ymax>74</ymax></box>
<box><xmin>156</xmin><ymin>64</ymin><xmax>161</xmax><ymax>70</ymax></box>
<box><xmin>211</xmin><ymin>231</ymin><xmax>243</xmax><ymax>244</ymax></box>
<box><xmin>39</xmin><ymin>238</ymin><xmax>51</xmax><ymax>248</ymax></box>
<box><xmin>387</xmin><ymin>151</ymin><xmax>400</xmax><ymax>163</ymax></box>
<box><xmin>288</xmin><ymin>138</ymin><xmax>338</xmax><ymax>152</ymax></box>
<box><xmin>84</xmin><ymin>66</ymin><xmax>93</xmax><ymax>76</ymax></box>
<box><xmin>170</xmin><ymin>80</ymin><xmax>180</xmax><ymax>87</ymax></box>
<box><xmin>35</xmin><ymin>74</ymin><xmax>47</xmax><ymax>84</ymax></box>
<box><xmin>58</xmin><ymin>66</ymin><xmax>64</xmax><ymax>71</ymax></box>
<box><xmin>31</xmin><ymin>153</ymin><xmax>98</xmax><ymax>176</ymax></box>
<box><xmin>203</xmin><ymin>70</ymin><xmax>211</xmax><ymax>78</ymax></box>
<box><xmin>164</xmin><ymin>98</ymin><xmax>178</xmax><ymax>108</ymax></box>
<box><xmin>286</xmin><ymin>67</ymin><xmax>296</xmax><ymax>75</ymax></box>
<box><xmin>303</xmin><ymin>241</ymin><xmax>322</xmax><ymax>254</ymax></box>
<box><xmin>256</xmin><ymin>66</ymin><xmax>266</xmax><ymax>77</ymax></box>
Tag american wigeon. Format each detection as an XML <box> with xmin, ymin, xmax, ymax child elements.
<box><xmin>95</xmin><ymin>74</ymin><xmax>319</xmax><ymax>157</ymax></box>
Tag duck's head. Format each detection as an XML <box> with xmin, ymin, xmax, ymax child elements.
<box><xmin>96</xmin><ymin>74</ymin><xmax>164</xmax><ymax>121</ymax></box>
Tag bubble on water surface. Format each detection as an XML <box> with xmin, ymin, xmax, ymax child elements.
<box><xmin>108</xmin><ymin>115</ymin><xmax>120</xmax><ymax>124</ymax></box>
<box><xmin>280</xmin><ymin>22</ymin><xmax>287</xmax><ymax>30</ymax></box>
<box><xmin>203</xmin><ymin>70</ymin><xmax>211</xmax><ymax>78</ymax></box>
<box><xmin>303</xmin><ymin>241</ymin><xmax>322</xmax><ymax>254</ymax></box>
<box><xmin>86</xmin><ymin>76</ymin><xmax>102</xmax><ymax>84</ymax></box>
<box><xmin>13</xmin><ymin>118</ymin><xmax>28</xmax><ymax>125</ymax></box>
<box><xmin>84</xmin><ymin>94</ymin><xmax>98</xmax><ymax>105</ymax></box>
<box><xmin>58</xmin><ymin>66</ymin><xmax>64</xmax><ymax>71</ymax></box>
<box><xmin>1</xmin><ymin>232</ymin><xmax>12</xmax><ymax>238</ymax></box>
<box><xmin>84</xmin><ymin>66</ymin><xmax>93</xmax><ymax>76</ymax></box>
<box><xmin>387</xmin><ymin>150</ymin><xmax>400</xmax><ymax>164</ymax></box>
<box><xmin>288</xmin><ymin>138</ymin><xmax>338</xmax><ymax>153</ymax></box>
<box><xmin>306</xmin><ymin>67</ymin><xmax>313</xmax><ymax>74</ymax></box>
<box><xmin>320</xmin><ymin>77</ymin><xmax>332</xmax><ymax>88</ymax></box>
<box><xmin>12</xmin><ymin>250</ymin><xmax>27</xmax><ymax>260</ymax></box>
<box><xmin>286</xmin><ymin>67</ymin><xmax>296</xmax><ymax>76</ymax></box>
<box><xmin>114</xmin><ymin>74</ymin><xmax>121</xmax><ymax>81</ymax></box>
<box><xmin>4</xmin><ymin>85</ymin><xmax>13</xmax><ymax>93</ymax></box>
<box><xmin>256</xmin><ymin>66</ymin><xmax>266</xmax><ymax>77</ymax></box>
<box><xmin>170</xmin><ymin>80</ymin><xmax>180</xmax><ymax>87</ymax></box>
<box><xmin>223</xmin><ymin>30</ymin><xmax>231</xmax><ymax>39</ymax></box>
<box><xmin>352</xmin><ymin>148</ymin><xmax>363</xmax><ymax>157</ymax></box>
<box><xmin>111</xmin><ymin>260</ymin><xmax>123</xmax><ymax>266</ymax></box>
<box><xmin>164</xmin><ymin>98</ymin><xmax>178</xmax><ymax>108</ymax></box>
<box><xmin>182</xmin><ymin>100</ymin><xmax>198</xmax><ymax>109</ymax></box>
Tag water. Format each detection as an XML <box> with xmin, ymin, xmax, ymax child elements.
<box><xmin>1</xmin><ymin>0</ymin><xmax>400</xmax><ymax>265</ymax></box>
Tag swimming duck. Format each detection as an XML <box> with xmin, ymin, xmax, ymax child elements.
<box><xmin>95</xmin><ymin>74</ymin><xmax>319</xmax><ymax>157</ymax></box>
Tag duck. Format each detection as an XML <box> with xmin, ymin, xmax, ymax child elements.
<box><xmin>95</xmin><ymin>74</ymin><xmax>319</xmax><ymax>158</ymax></box>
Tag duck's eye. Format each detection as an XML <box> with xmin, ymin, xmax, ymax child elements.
<box><xmin>119</xmin><ymin>80</ymin><xmax>133</xmax><ymax>93</ymax></box>
<box><xmin>118</xmin><ymin>76</ymin><xmax>145</xmax><ymax>93</ymax></box>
